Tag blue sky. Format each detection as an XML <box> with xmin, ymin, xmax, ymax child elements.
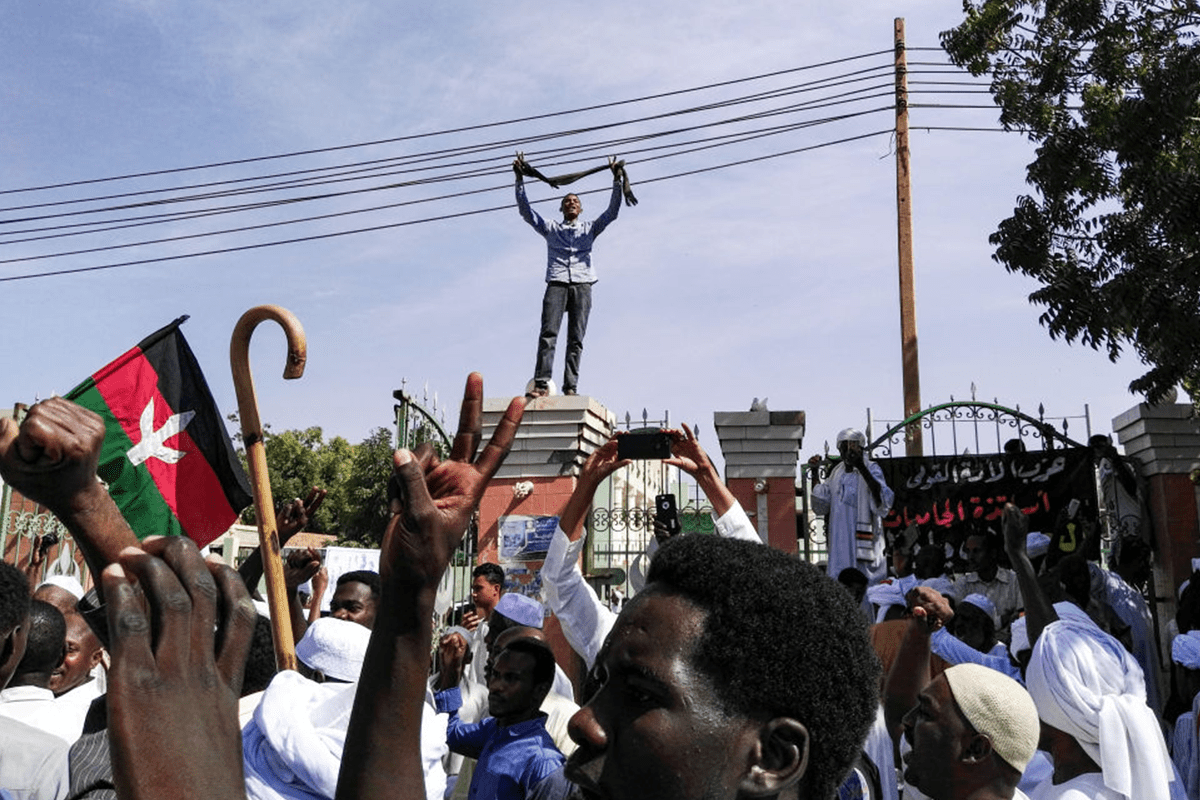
<box><xmin>1</xmin><ymin>1</ymin><xmax>1151</xmax><ymax>469</ymax></box>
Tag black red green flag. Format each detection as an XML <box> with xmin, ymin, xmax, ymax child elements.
<box><xmin>65</xmin><ymin>316</ymin><xmax>252</xmax><ymax>547</ymax></box>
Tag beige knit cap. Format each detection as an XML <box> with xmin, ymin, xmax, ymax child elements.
<box><xmin>943</xmin><ymin>663</ymin><xmax>1040</xmax><ymax>773</ymax></box>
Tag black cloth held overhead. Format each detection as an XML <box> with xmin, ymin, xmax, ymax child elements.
<box><xmin>514</xmin><ymin>154</ymin><xmax>638</xmax><ymax>207</ymax></box>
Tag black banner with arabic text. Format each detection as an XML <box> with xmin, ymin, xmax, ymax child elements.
<box><xmin>876</xmin><ymin>449</ymin><xmax>1095</xmax><ymax>536</ymax></box>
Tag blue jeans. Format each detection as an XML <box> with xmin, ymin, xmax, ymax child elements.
<box><xmin>534</xmin><ymin>281</ymin><xmax>592</xmax><ymax>391</ymax></box>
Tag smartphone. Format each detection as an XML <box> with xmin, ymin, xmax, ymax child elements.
<box><xmin>617</xmin><ymin>428</ymin><xmax>672</xmax><ymax>460</ymax></box>
<box><xmin>655</xmin><ymin>494</ymin><xmax>681</xmax><ymax>537</ymax></box>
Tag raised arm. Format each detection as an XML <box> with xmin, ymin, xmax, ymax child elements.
<box><xmin>336</xmin><ymin>373</ymin><xmax>523</xmax><ymax>800</ymax></box>
<box><xmin>663</xmin><ymin>424</ymin><xmax>758</xmax><ymax>540</ymax></box>
<box><xmin>587</xmin><ymin>164</ymin><xmax>624</xmax><ymax>237</ymax></box>
<box><xmin>238</xmin><ymin>488</ymin><xmax>325</xmax><ymax>593</ymax></box>
<box><xmin>542</xmin><ymin>437</ymin><xmax>630</xmax><ymax>667</ymax></box>
<box><xmin>514</xmin><ymin>160</ymin><xmax>549</xmax><ymax>235</ymax></box>
<box><xmin>882</xmin><ymin>587</ymin><xmax>949</xmax><ymax>742</ymax></box>
<box><xmin>282</xmin><ymin>546</ymin><xmax>322</xmax><ymax>643</ymax></box>
<box><xmin>1002</xmin><ymin>502</ymin><xmax>1057</xmax><ymax>648</ymax></box>
<box><xmin>0</xmin><ymin>398</ymin><xmax>139</xmax><ymax>604</ymax></box>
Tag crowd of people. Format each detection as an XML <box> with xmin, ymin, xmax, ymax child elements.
<box><xmin>0</xmin><ymin>371</ymin><xmax>1197</xmax><ymax>800</ymax></box>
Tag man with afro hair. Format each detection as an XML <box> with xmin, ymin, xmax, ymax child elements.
<box><xmin>565</xmin><ymin>534</ymin><xmax>881</xmax><ymax>800</ymax></box>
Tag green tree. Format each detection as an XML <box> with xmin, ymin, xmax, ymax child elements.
<box><xmin>237</xmin><ymin>426</ymin><xmax>354</xmax><ymax>533</ymax></box>
<box><xmin>942</xmin><ymin>1</ymin><xmax>1200</xmax><ymax>403</ymax></box>
<box><xmin>336</xmin><ymin>427</ymin><xmax>397</xmax><ymax>548</ymax></box>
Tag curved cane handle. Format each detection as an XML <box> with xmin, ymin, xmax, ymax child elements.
<box><xmin>229</xmin><ymin>305</ymin><xmax>306</xmax><ymax>671</ymax></box>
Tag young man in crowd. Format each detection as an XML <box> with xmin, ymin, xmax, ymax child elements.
<box><xmin>0</xmin><ymin>562</ymin><xmax>70</xmax><ymax>799</ymax></box>
<box><xmin>465</xmin><ymin>561</ymin><xmax>505</xmax><ymax>684</ymax></box>
<box><xmin>435</xmin><ymin>637</ymin><xmax>564</xmax><ymax>800</ymax></box>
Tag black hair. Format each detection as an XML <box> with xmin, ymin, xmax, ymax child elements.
<box><xmin>15</xmin><ymin>600</ymin><xmax>65</xmax><ymax>678</ymax></box>
<box><xmin>837</xmin><ymin>567</ymin><xmax>868</xmax><ymax>587</ymax></box>
<box><xmin>0</xmin><ymin>562</ymin><xmax>30</xmax><ymax>638</ymax></box>
<box><xmin>1116</xmin><ymin>535</ymin><xmax>1151</xmax><ymax>568</ymax></box>
<box><xmin>336</xmin><ymin>570</ymin><xmax>381</xmax><ymax>599</ymax></box>
<box><xmin>499</xmin><ymin>636</ymin><xmax>556</xmax><ymax>688</ymax></box>
<box><xmin>241</xmin><ymin>614</ymin><xmax>278</xmax><ymax>697</ymax></box>
<box><xmin>648</xmin><ymin>535</ymin><xmax>880</xmax><ymax>800</ymax></box>
<box><xmin>472</xmin><ymin>562</ymin><xmax>505</xmax><ymax>587</ymax></box>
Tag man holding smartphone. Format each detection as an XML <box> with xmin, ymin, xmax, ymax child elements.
<box><xmin>811</xmin><ymin>427</ymin><xmax>894</xmax><ymax>585</ymax></box>
<box><xmin>515</xmin><ymin>158</ymin><xmax>625</xmax><ymax>399</ymax></box>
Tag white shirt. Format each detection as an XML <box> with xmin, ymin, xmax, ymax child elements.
<box><xmin>0</xmin><ymin>686</ymin><xmax>80</xmax><ymax>745</ymax></box>
<box><xmin>0</xmin><ymin>717</ymin><xmax>69</xmax><ymax>800</ymax></box>
<box><xmin>541</xmin><ymin>500</ymin><xmax>759</xmax><ymax>667</ymax></box>
<box><xmin>1030</xmin><ymin>772</ymin><xmax>1125</xmax><ymax>800</ymax></box>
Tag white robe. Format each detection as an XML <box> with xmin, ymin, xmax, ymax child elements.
<box><xmin>811</xmin><ymin>459</ymin><xmax>893</xmax><ymax>583</ymax></box>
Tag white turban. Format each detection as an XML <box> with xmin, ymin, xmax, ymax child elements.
<box><xmin>37</xmin><ymin>575</ymin><xmax>85</xmax><ymax>600</ymax></box>
<box><xmin>1009</xmin><ymin>601</ymin><xmax>1099</xmax><ymax>660</ymax></box>
<box><xmin>1173</xmin><ymin>631</ymin><xmax>1200</xmax><ymax>670</ymax></box>
<box><xmin>1026</xmin><ymin>618</ymin><xmax>1173</xmax><ymax>800</ymax></box>
<box><xmin>836</xmin><ymin>428</ymin><xmax>867</xmax><ymax>446</ymax></box>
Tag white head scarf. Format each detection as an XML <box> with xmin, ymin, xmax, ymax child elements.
<box><xmin>1026</xmin><ymin>618</ymin><xmax>1173</xmax><ymax>800</ymax></box>
<box><xmin>836</xmin><ymin>428</ymin><xmax>867</xmax><ymax>446</ymax></box>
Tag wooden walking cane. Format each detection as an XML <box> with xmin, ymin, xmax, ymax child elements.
<box><xmin>230</xmin><ymin>305</ymin><xmax>307</xmax><ymax>671</ymax></box>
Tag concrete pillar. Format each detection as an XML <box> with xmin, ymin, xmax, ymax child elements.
<box><xmin>713</xmin><ymin>410</ymin><xmax>806</xmax><ymax>553</ymax></box>
<box><xmin>1112</xmin><ymin>402</ymin><xmax>1200</xmax><ymax>597</ymax></box>
<box><xmin>477</xmin><ymin>394</ymin><xmax>615</xmax><ymax>695</ymax></box>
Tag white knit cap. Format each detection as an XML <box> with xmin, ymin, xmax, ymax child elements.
<box><xmin>1026</xmin><ymin>618</ymin><xmax>1173</xmax><ymax>800</ymax></box>
<box><xmin>295</xmin><ymin>617</ymin><xmax>371</xmax><ymax>683</ymax></box>
<box><xmin>1173</xmin><ymin>631</ymin><xmax>1200</xmax><ymax>670</ymax></box>
<box><xmin>943</xmin><ymin>663</ymin><xmax>1040</xmax><ymax>773</ymax></box>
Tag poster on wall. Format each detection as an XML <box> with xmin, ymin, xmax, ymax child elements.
<box><xmin>499</xmin><ymin>514</ymin><xmax>559</xmax><ymax>562</ymax></box>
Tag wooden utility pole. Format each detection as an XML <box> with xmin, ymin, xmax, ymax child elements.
<box><xmin>894</xmin><ymin>18</ymin><xmax>923</xmax><ymax>455</ymax></box>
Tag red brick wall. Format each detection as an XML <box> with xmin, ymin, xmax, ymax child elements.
<box><xmin>726</xmin><ymin>477</ymin><xmax>799</xmax><ymax>553</ymax></box>
<box><xmin>477</xmin><ymin>474</ymin><xmax>587</xmax><ymax>698</ymax></box>
<box><xmin>1148</xmin><ymin>473</ymin><xmax>1200</xmax><ymax>592</ymax></box>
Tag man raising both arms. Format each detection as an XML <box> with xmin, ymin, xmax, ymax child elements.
<box><xmin>515</xmin><ymin>157</ymin><xmax>624</xmax><ymax>398</ymax></box>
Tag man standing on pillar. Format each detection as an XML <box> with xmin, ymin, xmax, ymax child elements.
<box><xmin>515</xmin><ymin>157</ymin><xmax>624</xmax><ymax>398</ymax></box>
<box><xmin>811</xmin><ymin>428</ymin><xmax>894</xmax><ymax>584</ymax></box>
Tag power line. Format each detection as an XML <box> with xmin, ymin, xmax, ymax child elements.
<box><xmin>0</xmin><ymin>75</ymin><xmax>897</xmax><ymax>221</ymax></box>
<box><xmin>1</xmin><ymin>65</ymin><xmax>899</xmax><ymax>218</ymax></box>
<box><xmin>1</xmin><ymin>49</ymin><xmax>895</xmax><ymax>197</ymax></box>
<box><xmin>0</xmin><ymin>47</ymin><xmax>1018</xmax><ymax>283</ymax></box>
<box><xmin>2</xmin><ymin>104</ymin><xmax>897</xmax><ymax>249</ymax></box>
<box><xmin>0</xmin><ymin>128</ymin><xmax>894</xmax><ymax>283</ymax></box>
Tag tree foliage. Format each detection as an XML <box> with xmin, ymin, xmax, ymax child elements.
<box><xmin>230</xmin><ymin>407</ymin><xmax>453</xmax><ymax>548</ymax></box>
<box><xmin>942</xmin><ymin>0</ymin><xmax>1200</xmax><ymax>403</ymax></box>
<box><xmin>337</xmin><ymin>427</ymin><xmax>397</xmax><ymax>547</ymax></box>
